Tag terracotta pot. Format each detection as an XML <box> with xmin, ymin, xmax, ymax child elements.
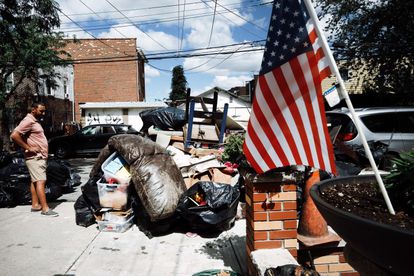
<box><xmin>310</xmin><ymin>175</ymin><xmax>414</xmax><ymax>276</ymax></box>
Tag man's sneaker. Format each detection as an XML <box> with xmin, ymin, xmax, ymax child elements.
<box><xmin>41</xmin><ymin>210</ymin><xmax>59</xmax><ymax>217</ymax></box>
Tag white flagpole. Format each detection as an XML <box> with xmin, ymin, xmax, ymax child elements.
<box><xmin>303</xmin><ymin>0</ymin><xmax>395</xmax><ymax>214</ymax></box>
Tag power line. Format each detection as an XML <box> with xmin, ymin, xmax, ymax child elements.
<box><xmin>207</xmin><ymin>0</ymin><xmax>218</xmax><ymax>47</ymax></box>
<box><xmin>64</xmin><ymin>0</ymin><xmax>269</xmax><ymax>17</ymax></box>
<box><xmin>67</xmin><ymin>40</ymin><xmax>265</xmax><ymax>61</ymax></box>
<box><xmin>59</xmin><ymin>9</ymin><xmax>134</xmax><ymax>57</ymax></box>
<box><xmin>77</xmin><ymin>0</ymin><xmax>128</xmax><ymax>39</ymax></box>
<box><xmin>58</xmin><ymin>1</ymin><xmax>272</xmax><ymax>38</ymax></box>
<box><xmin>179</xmin><ymin>0</ymin><xmax>187</xmax><ymax>52</ymax></box>
<box><xmin>67</xmin><ymin>46</ymin><xmax>263</xmax><ymax>64</ymax></box>
<box><xmin>104</xmin><ymin>0</ymin><xmax>168</xmax><ymax>50</ymax></box>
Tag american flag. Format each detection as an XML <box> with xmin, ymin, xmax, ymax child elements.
<box><xmin>243</xmin><ymin>0</ymin><xmax>336</xmax><ymax>174</ymax></box>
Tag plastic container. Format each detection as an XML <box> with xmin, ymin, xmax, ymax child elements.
<box><xmin>97</xmin><ymin>214</ymin><xmax>134</xmax><ymax>233</ymax></box>
<box><xmin>101</xmin><ymin>152</ymin><xmax>131</xmax><ymax>184</ymax></box>
<box><xmin>97</xmin><ymin>179</ymin><xmax>128</xmax><ymax>210</ymax></box>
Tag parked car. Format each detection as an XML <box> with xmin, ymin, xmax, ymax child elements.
<box><xmin>326</xmin><ymin>107</ymin><xmax>414</xmax><ymax>168</ymax></box>
<box><xmin>48</xmin><ymin>124</ymin><xmax>139</xmax><ymax>158</ymax></box>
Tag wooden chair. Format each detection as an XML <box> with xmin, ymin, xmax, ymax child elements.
<box><xmin>184</xmin><ymin>88</ymin><xmax>228</xmax><ymax>148</ymax></box>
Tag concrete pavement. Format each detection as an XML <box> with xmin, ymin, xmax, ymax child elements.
<box><xmin>0</xmin><ymin>158</ymin><xmax>246</xmax><ymax>276</ymax></box>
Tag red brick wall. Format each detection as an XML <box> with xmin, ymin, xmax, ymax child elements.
<box><xmin>73</xmin><ymin>60</ymin><xmax>138</xmax><ymax>120</ymax></box>
<box><xmin>243</xmin><ymin>170</ymin><xmax>358</xmax><ymax>276</ymax></box>
<box><xmin>63</xmin><ymin>39</ymin><xmax>141</xmax><ymax>121</ymax></box>
<box><xmin>244</xmin><ymin>172</ymin><xmax>298</xmax><ymax>275</ymax></box>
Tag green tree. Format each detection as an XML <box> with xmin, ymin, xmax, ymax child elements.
<box><xmin>0</xmin><ymin>0</ymin><xmax>69</xmax><ymax>149</ymax></box>
<box><xmin>169</xmin><ymin>65</ymin><xmax>187</xmax><ymax>102</ymax></box>
<box><xmin>317</xmin><ymin>0</ymin><xmax>414</xmax><ymax>100</ymax></box>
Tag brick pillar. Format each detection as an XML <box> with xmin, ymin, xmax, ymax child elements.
<box><xmin>244</xmin><ymin>170</ymin><xmax>298</xmax><ymax>276</ymax></box>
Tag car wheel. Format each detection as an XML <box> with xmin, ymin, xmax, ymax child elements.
<box><xmin>55</xmin><ymin>145</ymin><xmax>69</xmax><ymax>159</ymax></box>
<box><xmin>379</xmin><ymin>153</ymin><xmax>399</xmax><ymax>171</ymax></box>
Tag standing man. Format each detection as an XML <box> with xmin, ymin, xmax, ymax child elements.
<box><xmin>10</xmin><ymin>102</ymin><xmax>58</xmax><ymax>217</ymax></box>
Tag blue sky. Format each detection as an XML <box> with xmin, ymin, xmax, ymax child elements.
<box><xmin>55</xmin><ymin>0</ymin><xmax>274</xmax><ymax>101</ymax></box>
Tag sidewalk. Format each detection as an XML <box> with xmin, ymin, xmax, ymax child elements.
<box><xmin>0</xmin><ymin>158</ymin><xmax>247</xmax><ymax>276</ymax></box>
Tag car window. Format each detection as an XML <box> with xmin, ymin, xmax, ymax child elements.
<box><xmin>396</xmin><ymin>112</ymin><xmax>414</xmax><ymax>133</ymax></box>
<box><xmin>114</xmin><ymin>125</ymin><xmax>129</xmax><ymax>134</ymax></box>
<box><xmin>361</xmin><ymin>113</ymin><xmax>397</xmax><ymax>133</ymax></box>
<box><xmin>102</xmin><ymin>126</ymin><xmax>116</xmax><ymax>134</ymax></box>
<box><xmin>82</xmin><ymin>126</ymin><xmax>100</xmax><ymax>136</ymax></box>
<box><xmin>326</xmin><ymin>113</ymin><xmax>356</xmax><ymax>135</ymax></box>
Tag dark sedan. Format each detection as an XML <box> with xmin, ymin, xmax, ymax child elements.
<box><xmin>48</xmin><ymin>124</ymin><xmax>139</xmax><ymax>158</ymax></box>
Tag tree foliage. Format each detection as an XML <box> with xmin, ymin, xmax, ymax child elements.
<box><xmin>316</xmin><ymin>0</ymin><xmax>414</xmax><ymax>99</ymax></box>
<box><xmin>0</xmin><ymin>0</ymin><xmax>69</xmax><ymax>107</ymax></box>
<box><xmin>169</xmin><ymin>65</ymin><xmax>187</xmax><ymax>101</ymax></box>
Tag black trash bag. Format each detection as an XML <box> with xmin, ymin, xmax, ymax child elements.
<box><xmin>0</xmin><ymin>186</ymin><xmax>13</xmax><ymax>207</ymax></box>
<box><xmin>74</xmin><ymin>175</ymin><xmax>101</xmax><ymax>227</ymax></box>
<box><xmin>8</xmin><ymin>174</ymin><xmax>32</xmax><ymax>205</ymax></box>
<box><xmin>264</xmin><ymin>265</ymin><xmax>320</xmax><ymax>276</ymax></box>
<box><xmin>0</xmin><ymin>150</ymin><xmax>12</xmax><ymax>168</ymax></box>
<box><xmin>47</xmin><ymin>158</ymin><xmax>72</xmax><ymax>192</ymax></box>
<box><xmin>139</xmin><ymin>107</ymin><xmax>186</xmax><ymax>131</ymax></box>
<box><xmin>130</xmin><ymin>188</ymin><xmax>177</xmax><ymax>238</ymax></box>
<box><xmin>45</xmin><ymin>181</ymin><xmax>63</xmax><ymax>201</ymax></box>
<box><xmin>176</xmin><ymin>181</ymin><xmax>240</xmax><ymax>233</ymax></box>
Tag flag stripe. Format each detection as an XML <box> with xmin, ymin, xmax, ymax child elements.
<box><xmin>306</xmin><ymin>52</ymin><xmax>337</xmax><ymax>173</ymax></box>
<box><xmin>276</xmin><ymin>64</ymin><xmax>313</xmax><ymax>165</ymax></box>
<box><xmin>243</xmin><ymin>0</ymin><xmax>336</xmax><ymax>175</ymax></box>
<box><xmin>290</xmin><ymin>57</ymin><xmax>322</xmax><ymax>168</ymax></box>
<box><xmin>246</xmin><ymin>109</ymin><xmax>276</xmax><ymax>169</ymax></box>
<box><xmin>265</xmin><ymin>71</ymin><xmax>306</xmax><ymax>164</ymax></box>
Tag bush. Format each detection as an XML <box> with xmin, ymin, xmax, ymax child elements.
<box><xmin>384</xmin><ymin>149</ymin><xmax>414</xmax><ymax>216</ymax></box>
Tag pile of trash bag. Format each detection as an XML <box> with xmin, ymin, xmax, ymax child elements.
<box><xmin>75</xmin><ymin>134</ymin><xmax>242</xmax><ymax>236</ymax></box>
<box><xmin>139</xmin><ymin>107</ymin><xmax>186</xmax><ymax>132</ymax></box>
<box><xmin>0</xmin><ymin>150</ymin><xmax>81</xmax><ymax>207</ymax></box>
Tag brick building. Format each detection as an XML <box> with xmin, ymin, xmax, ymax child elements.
<box><xmin>63</xmin><ymin>38</ymin><xmax>146</xmax><ymax>121</ymax></box>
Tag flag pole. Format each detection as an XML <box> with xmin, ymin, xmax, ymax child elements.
<box><xmin>303</xmin><ymin>0</ymin><xmax>395</xmax><ymax>214</ymax></box>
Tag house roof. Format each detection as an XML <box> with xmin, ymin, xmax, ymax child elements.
<box><xmin>196</xmin><ymin>86</ymin><xmax>251</xmax><ymax>103</ymax></box>
<box><xmin>79</xmin><ymin>102</ymin><xmax>167</xmax><ymax>109</ymax></box>
<box><xmin>63</xmin><ymin>38</ymin><xmax>138</xmax><ymax>60</ymax></box>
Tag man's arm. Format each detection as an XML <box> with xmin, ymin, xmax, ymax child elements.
<box><xmin>10</xmin><ymin>131</ymin><xmax>40</xmax><ymax>153</ymax></box>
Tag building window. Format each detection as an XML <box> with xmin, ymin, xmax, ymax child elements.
<box><xmin>63</xmin><ymin>78</ymin><xmax>68</xmax><ymax>98</ymax></box>
<box><xmin>5</xmin><ymin>73</ymin><xmax>14</xmax><ymax>93</ymax></box>
<box><xmin>45</xmin><ymin>80</ymin><xmax>54</xmax><ymax>96</ymax></box>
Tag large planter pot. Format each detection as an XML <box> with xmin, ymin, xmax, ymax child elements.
<box><xmin>310</xmin><ymin>175</ymin><xmax>414</xmax><ymax>276</ymax></box>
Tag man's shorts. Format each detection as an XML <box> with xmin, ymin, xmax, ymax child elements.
<box><xmin>25</xmin><ymin>158</ymin><xmax>47</xmax><ymax>182</ymax></box>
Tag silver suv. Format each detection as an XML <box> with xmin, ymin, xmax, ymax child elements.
<box><xmin>326</xmin><ymin>107</ymin><xmax>414</xmax><ymax>164</ymax></box>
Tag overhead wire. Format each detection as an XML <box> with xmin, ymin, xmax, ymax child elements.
<box><xmin>64</xmin><ymin>0</ymin><xmax>269</xmax><ymax>17</ymax></box>
<box><xmin>59</xmin><ymin>1</ymin><xmax>272</xmax><ymax>38</ymax></box>
<box><xmin>104</xmin><ymin>0</ymin><xmax>169</xmax><ymax>50</ymax></box>
<box><xmin>202</xmin><ymin>0</ymin><xmax>267</xmax><ymax>32</ymax></box>
<box><xmin>179</xmin><ymin>0</ymin><xmax>187</xmax><ymax>52</ymax></box>
<box><xmin>77</xmin><ymin>0</ymin><xmax>128</xmax><ymax>39</ymax></box>
<box><xmin>207</xmin><ymin>0</ymin><xmax>218</xmax><ymax>47</ymax></box>
<box><xmin>59</xmin><ymin>10</ymin><xmax>134</xmax><ymax>57</ymax></box>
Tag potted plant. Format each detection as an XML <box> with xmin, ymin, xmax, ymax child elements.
<box><xmin>310</xmin><ymin>150</ymin><xmax>414</xmax><ymax>275</ymax></box>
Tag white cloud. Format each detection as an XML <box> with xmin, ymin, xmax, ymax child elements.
<box><xmin>182</xmin><ymin>47</ymin><xmax>262</xmax><ymax>75</ymax></box>
<box><xmin>145</xmin><ymin>64</ymin><xmax>160</xmax><ymax>77</ymax></box>
<box><xmin>211</xmin><ymin>75</ymin><xmax>252</xmax><ymax>90</ymax></box>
